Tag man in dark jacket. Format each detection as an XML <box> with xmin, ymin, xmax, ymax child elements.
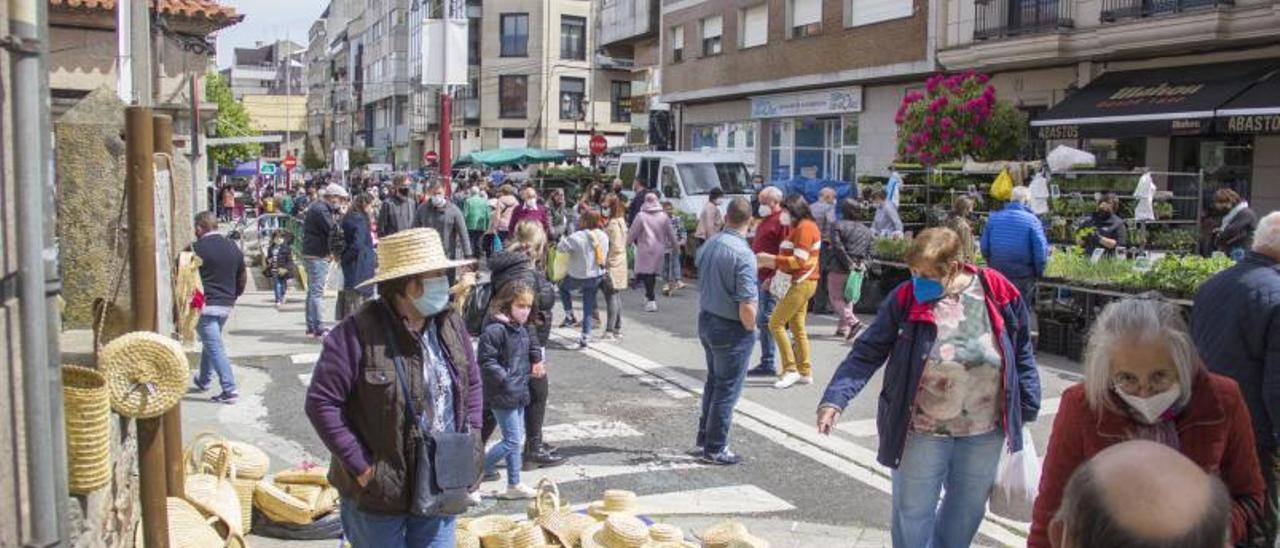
<box><xmin>301</xmin><ymin>183</ymin><xmax>349</xmax><ymax>337</ymax></box>
<box><xmin>1082</xmin><ymin>194</ymin><xmax>1127</xmax><ymax>255</ymax></box>
<box><xmin>377</xmin><ymin>175</ymin><xmax>417</xmax><ymax>237</ymax></box>
<box><xmin>415</xmin><ymin>180</ymin><xmax>472</xmax><ymax>283</ymax></box>
<box><xmin>191</xmin><ymin>211</ymin><xmax>247</xmax><ymax>403</ymax></box>
<box><xmin>627</xmin><ymin>179</ymin><xmax>653</xmax><ymax>226</ymax></box>
<box><xmin>980</xmin><ymin>186</ymin><xmax>1049</xmax><ymax>302</ymax></box>
<box><xmin>1192</xmin><ymin>211</ymin><xmax>1280</xmax><ymax>545</ymax></box>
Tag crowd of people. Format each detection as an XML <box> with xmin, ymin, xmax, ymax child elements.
<box><xmin>187</xmin><ymin>165</ymin><xmax>1280</xmax><ymax>548</ymax></box>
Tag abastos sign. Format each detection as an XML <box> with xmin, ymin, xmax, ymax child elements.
<box><xmin>751</xmin><ymin>86</ymin><xmax>862</xmax><ymax>119</ymax></box>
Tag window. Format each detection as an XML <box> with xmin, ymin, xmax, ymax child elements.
<box><xmin>499</xmin><ymin>75</ymin><xmax>528</xmax><ymax>119</ymax></box>
<box><xmin>670</xmin><ymin>26</ymin><xmax>685</xmax><ymax>63</ymax></box>
<box><xmin>845</xmin><ymin>0</ymin><xmax>914</xmax><ymax>27</ymax></box>
<box><xmin>611</xmin><ymin>81</ymin><xmax>631</xmax><ymax>123</ymax></box>
<box><xmin>740</xmin><ymin>4</ymin><xmax>769</xmax><ymax>48</ymax></box>
<box><xmin>789</xmin><ymin>0</ymin><xmax>822</xmax><ymax>38</ymax></box>
<box><xmin>561</xmin><ymin>16</ymin><xmax>586</xmax><ymax>60</ymax></box>
<box><xmin>700</xmin><ymin>16</ymin><xmax>723</xmax><ymax>56</ymax></box>
<box><xmin>468</xmin><ymin>17</ymin><xmax>481</xmax><ymax>65</ymax></box>
<box><xmin>559</xmin><ymin>77</ymin><xmax>585</xmax><ymax>120</ymax></box>
<box><xmin>661</xmin><ymin>167</ymin><xmax>681</xmax><ymax>198</ymax></box>
<box><xmin>500</xmin><ymin>14</ymin><xmax>529</xmax><ymax>57</ymax></box>
<box><xmin>768</xmin><ymin>116</ymin><xmax>859</xmax><ymax>183</ymax></box>
<box><xmin>677</xmin><ymin>163</ymin><xmax>751</xmax><ymax>195</ymax></box>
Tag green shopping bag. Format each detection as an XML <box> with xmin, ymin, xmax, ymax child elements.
<box><xmin>844</xmin><ymin>269</ymin><xmax>865</xmax><ymax>303</ymax></box>
<box><xmin>550</xmin><ymin>247</ymin><xmax>570</xmax><ymax>282</ymax></box>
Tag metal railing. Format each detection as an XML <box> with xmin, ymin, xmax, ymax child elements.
<box><xmin>974</xmin><ymin>0</ymin><xmax>1074</xmax><ymax>40</ymax></box>
<box><xmin>1101</xmin><ymin>0</ymin><xmax>1232</xmax><ymax>21</ymax></box>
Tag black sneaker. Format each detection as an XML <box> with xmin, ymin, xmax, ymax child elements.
<box><xmin>746</xmin><ymin>365</ymin><xmax>778</xmax><ymax>377</ymax></box>
<box><xmin>522</xmin><ymin>448</ymin><xmax>567</xmax><ymax>471</ymax></box>
<box><xmin>210</xmin><ymin>391</ymin><xmax>239</xmax><ymax>404</ymax></box>
<box><xmin>685</xmin><ymin>446</ymin><xmax>705</xmax><ymax>457</ymax></box>
<box><xmin>482</xmin><ymin>470</ymin><xmax>500</xmax><ymax>482</ymax></box>
<box><xmin>575</xmin><ymin>338</ymin><xmax>588</xmax><ymax>350</ymax></box>
<box><xmin>560</xmin><ymin>316</ymin><xmax>579</xmax><ymax>328</ymax></box>
<box><xmin>700</xmin><ymin>449</ymin><xmax>742</xmax><ymax>466</ymax></box>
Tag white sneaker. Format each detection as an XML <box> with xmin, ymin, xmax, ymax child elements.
<box><xmin>797</xmin><ymin>375</ymin><xmax>814</xmax><ymax>385</ymax></box>
<box><xmin>600</xmin><ymin>332</ymin><xmax>619</xmax><ymax>342</ymax></box>
<box><xmin>645</xmin><ymin>301</ymin><xmax>658</xmax><ymax>312</ymax></box>
<box><xmin>497</xmin><ymin>483</ymin><xmax>538</xmax><ymax>500</ymax></box>
<box><xmin>774</xmin><ymin>372</ymin><xmax>802</xmax><ymax>389</ymax></box>
<box><xmin>468</xmin><ymin>491</ymin><xmax>482</xmax><ymax>505</ymax></box>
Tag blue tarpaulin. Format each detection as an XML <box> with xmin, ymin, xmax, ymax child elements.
<box><xmin>218</xmin><ymin>160</ymin><xmax>260</xmax><ymax>178</ymax></box>
<box><xmin>777</xmin><ymin>177</ymin><xmax>855</xmax><ymax>204</ymax></box>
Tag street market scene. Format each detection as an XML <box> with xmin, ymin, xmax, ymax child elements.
<box><xmin>2</xmin><ymin>0</ymin><xmax>1280</xmax><ymax>547</ymax></box>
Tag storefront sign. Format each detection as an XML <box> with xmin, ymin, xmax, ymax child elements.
<box><xmin>751</xmin><ymin>86</ymin><xmax>862</xmax><ymax>119</ymax></box>
<box><xmin>1036</xmin><ymin>125</ymin><xmax>1079</xmax><ymax>140</ymax></box>
<box><xmin>1223</xmin><ymin>114</ymin><xmax>1280</xmax><ymax>134</ymax></box>
<box><xmin>1169</xmin><ymin>119</ymin><xmax>1204</xmax><ymax>135</ymax></box>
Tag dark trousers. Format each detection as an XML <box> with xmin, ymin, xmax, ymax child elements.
<box><xmin>1258</xmin><ymin>445</ymin><xmax>1278</xmax><ymax>547</ymax></box>
<box><xmin>469</xmin><ymin>230</ymin><xmax>486</xmax><ymax>260</ymax></box>
<box><xmin>696</xmin><ymin>311</ymin><xmax>754</xmax><ymax>454</ymax></box>
<box><xmin>638</xmin><ymin>273</ymin><xmax>657</xmax><ymax>301</ymax></box>
<box><xmin>482</xmin><ymin>374</ymin><xmax>549</xmax><ymax>455</ymax></box>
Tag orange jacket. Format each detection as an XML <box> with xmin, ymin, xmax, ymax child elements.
<box><xmin>776</xmin><ymin>219</ymin><xmax>821</xmax><ymax>283</ymax></box>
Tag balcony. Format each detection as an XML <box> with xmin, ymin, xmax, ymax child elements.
<box><xmin>1101</xmin><ymin>0</ymin><xmax>1233</xmax><ymax>21</ymax></box>
<box><xmin>974</xmin><ymin>0</ymin><xmax>1074</xmax><ymax>40</ymax></box>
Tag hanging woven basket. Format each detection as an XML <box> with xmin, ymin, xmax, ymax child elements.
<box><xmin>99</xmin><ymin>332</ymin><xmax>188</xmax><ymax>419</ymax></box>
<box><xmin>62</xmin><ymin>365</ymin><xmax>112</xmax><ymax>495</ymax></box>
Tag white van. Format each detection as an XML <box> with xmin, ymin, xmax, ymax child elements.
<box><xmin>615</xmin><ymin>152</ymin><xmax>753</xmax><ymax>217</ymax></box>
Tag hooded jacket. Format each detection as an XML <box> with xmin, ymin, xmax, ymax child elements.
<box><xmin>628</xmin><ymin>197</ymin><xmax>678</xmax><ymax>275</ymax></box>
<box><xmin>477</xmin><ymin>314</ymin><xmax>533</xmax><ymax>409</ymax></box>
<box><xmin>488</xmin><ymin>250</ymin><xmax>555</xmax><ymax>348</ymax></box>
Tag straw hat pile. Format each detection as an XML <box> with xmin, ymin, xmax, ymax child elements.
<box><xmin>587</xmin><ymin>490</ymin><xmax>639</xmax><ymax>521</ymax></box>
<box><xmin>700</xmin><ymin>521</ymin><xmax>770</xmax><ymax>548</ymax></box>
<box><xmin>459</xmin><ymin>516</ymin><xmax>556</xmax><ymax>548</ymax></box>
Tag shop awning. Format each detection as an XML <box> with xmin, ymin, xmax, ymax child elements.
<box><xmin>1216</xmin><ymin>68</ymin><xmax>1280</xmax><ymax>134</ymax></box>
<box><xmin>1031</xmin><ymin>61</ymin><xmax>1279</xmax><ymax>139</ymax></box>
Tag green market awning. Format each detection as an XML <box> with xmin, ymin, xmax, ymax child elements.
<box><xmin>1216</xmin><ymin>68</ymin><xmax>1280</xmax><ymax>134</ymax></box>
<box><xmin>455</xmin><ymin>148</ymin><xmax>567</xmax><ymax>167</ymax></box>
<box><xmin>1031</xmin><ymin>61</ymin><xmax>1279</xmax><ymax>139</ymax></box>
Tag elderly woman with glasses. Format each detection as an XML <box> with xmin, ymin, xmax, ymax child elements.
<box><xmin>1030</xmin><ymin>298</ymin><xmax>1266</xmax><ymax>547</ymax></box>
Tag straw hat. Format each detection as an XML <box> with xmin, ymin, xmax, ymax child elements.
<box><xmin>99</xmin><ymin>331</ymin><xmax>189</xmax><ymax>418</ymax></box>
<box><xmin>647</xmin><ymin>524</ymin><xmax>696</xmax><ymax>547</ymax></box>
<box><xmin>538</xmin><ymin>510</ymin><xmax>597</xmax><ymax>547</ymax></box>
<box><xmin>580</xmin><ymin>515</ymin><xmax>653</xmax><ymax>548</ymax></box>
<box><xmin>587</xmin><ymin>489</ymin><xmax>638</xmax><ymax>520</ymax></box>
<box><xmin>455</xmin><ymin>528</ymin><xmax>481</xmax><ymax>548</ymax></box>
<box><xmin>701</xmin><ymin>521</ymin><xmax>770</xmax><ymax>548</ymax></box>
<box><xmin>469</xmin><ymin>515</ymin><xmax>518</xmax><ymax>539</ymax></box>
<box><xmin>323</xmin><ymin>183</ymin><xmax>350</xmax><ymax>198</ymax></box>
<box><xmin>357</xmin><ymin>228</ymin><xmax>475</xmax><ymax>288</ymax></box>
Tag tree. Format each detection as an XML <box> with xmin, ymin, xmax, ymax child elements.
<box><xmin>349</xmin><ymin>148</ymin><xmax>371</xmax><ymax>169</ymax></box>
<box><xmin>205</xmin><ymin>72</ymin><xmax>261</xmax><ymax>167</ymax></box>
<box><xmin>303</xmin><ymin>139</ymin><xmax>326</xmax><ymax>170</ymax></box>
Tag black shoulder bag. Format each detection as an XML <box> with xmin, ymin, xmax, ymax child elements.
<box><xmin>383</xmin><ymin>314</ymin><xmax>478</xmax><ymax>517</ymax></box>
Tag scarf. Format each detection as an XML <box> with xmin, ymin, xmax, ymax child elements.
<box><xmin>1122</xmin><ymin>399</ymin><xmax>1187</xmax><ymax>450</ymax></box>
<box><xmin>1220</xmin><ymin>201</ymin><xmax>1249</xmax><ymax>231</ymax></box>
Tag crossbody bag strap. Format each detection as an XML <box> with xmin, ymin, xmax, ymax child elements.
<box><xmin>378</xmin><ymin>307</ymin><xmax>430</xmax><ymax>435</ymax></box>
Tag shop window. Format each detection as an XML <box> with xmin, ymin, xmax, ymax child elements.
<box><xmin>740</xmin><ymin>4</ymin><xmax>769</xmax><ymax>48</ymax></box>
<box><xmin>789</xmin><ymin>0</ymin><xmax>822</xmax><ymax>38</ymax></box>
<box><xmin>500</xmin><ymin>13</ymin><xmax>529</xmax><ymax>57</ymax></box>
<box><xmin>1083</xmin><ymin>138</ymin><xmax>1146</xmax><ymax>169</ymax></box>
<box><xmin>701</xmin><ymin>16</ymin><xmax>723</xmax><ymax>56</ymax></box>
<box><xmin>561</xmin><ymin>16</ymin><xmax>587</xmax><ymax>60</ymax></box>
<box><xmin>671</xmin><ymin>26</ymin><xmax>685</xmax><ymax>63</ymax></box>
<box><xmin>499</xmin><ymin>75</ymin><xmax>528</xmax><ymax>119</ymax></box>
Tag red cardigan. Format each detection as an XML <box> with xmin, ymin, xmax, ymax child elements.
<box><xmin>1029</xmin><ymin>371</ymin><xmax>1264</xmax><ymax>546</ymax></box>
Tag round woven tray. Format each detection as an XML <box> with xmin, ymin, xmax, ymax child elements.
<box><xmin>62</xmin><ymin>365</ymin><xmax>111</xmax><ymax>494</ymax></box>
<box><xmin>99</xmin><ymin>332</ymin><xmax>188</xmax><ymax>419</ymax></box>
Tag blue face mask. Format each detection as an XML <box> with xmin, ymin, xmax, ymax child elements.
<box><xmin>911</xmin><ymin>275</ymin><xmax>945</xmax><ymax>303</ymax></box>
<box><xmin>412</xmin><ymin>276</ymin><xmax>452</xmax><ymax>317</ymax></box>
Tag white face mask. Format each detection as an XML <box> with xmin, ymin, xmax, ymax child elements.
<box><xmin>779</xmin><ymin>212</ymin><xmax>793</xmax><ymax>226</ymax></box>
<box><xmin>757</xmin><ymin>205</ymin><xmax>772</xmax><ymax>218</ymax></box>
<box><xmin>524</xmin><ymin>199</ymin><xmax>537</xmax><ymax>208</ymax></box>
<box><xmin>1114</xmin><ymin>383</ymin><xmax>1180</xmax><ymax>424</ymax></box>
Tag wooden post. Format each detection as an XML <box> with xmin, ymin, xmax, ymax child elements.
<box><xmin>127</xmin><ymin>106</ymin><xmax>168</xmax><ymax>548</ymax></box>
<box><xmin>153</xmin><ymin>114</ymin><xmax>185</xmax><ymax>497</ymax></box>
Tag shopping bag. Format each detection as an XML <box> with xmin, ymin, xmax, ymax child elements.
<box><xmin>550</xmin><ymin>248</ymin><xmax>570</xmax><ymax>282</ymax></box>
<box><xmin>843</xmin><ymin>269</ymin><xmax>865</xmax><ymax>303</ymax></box>
<box><xmin>545</xmin><ymin>247</ymin><xmax>559</xmax><ymax>280</ymax></box>
<box><xmin>989</xmin><ymin>170</ymin><xmax>1014</xmax><ymax>202</ymax></box>
<box><xmin>492</xmin><ymin>233</ymin><xmax>504</xmax><ymax>255</ymax></box>
<box><xmin>988</xmin><ymin>426</ymin><xmax>1040</xmax><ymax>522</ymax></box>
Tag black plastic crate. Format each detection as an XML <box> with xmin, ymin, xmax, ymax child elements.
<box><xmin>1037</xmin><ymin>317</ymin><xmax>1067</xmax><ymax>356</ymax></box>
<box><xmin>1065</xmin><ymin>326</ymin><xmax>1088</xmax><ymax>361</ymax></box>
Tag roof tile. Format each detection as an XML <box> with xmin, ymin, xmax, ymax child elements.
<box><xmin>50</xmin><ymin>0</ymin><xmax>242</xmax><ymax>24</ymax></box>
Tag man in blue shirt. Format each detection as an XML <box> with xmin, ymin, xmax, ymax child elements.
<box><xmin>694</xmin><ymin>197</ymin><xmax>758</xmax><ymax>466</ymax></box>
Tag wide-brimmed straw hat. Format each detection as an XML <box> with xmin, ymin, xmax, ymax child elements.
<box><xmin>647</xmin><ymin>524</ymin><xmax>697</xmax><ymax>547</ymax></box>
<box><xmin>357</xmin><ymin>228</ymin><xmax>474</xmax><ymax>288</ymax></box>
<box><xmin>99</xmin><ymin>331</ymin><xmax>189</xmax><ymax>418</ymax></box>
<box><xmin>580</xmin><ymin>515</ymin><xmax>653</xmax><ymax>548</ymax></box>
<box><xmin>587</xmin><ymin>489</ymin><xmax>639</xmax><ymax>520</ymax></box>
<box><xmin>538</xmin><ymin>511</ymin><xmax>597</xmax><ymax>547</ymax></box>
<box><xmin>700</xmin><ymin>521</ymin><xmax>770</xmax><ymax>548</ymax></box>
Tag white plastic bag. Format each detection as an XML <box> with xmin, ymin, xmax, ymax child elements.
<box><xmin>1029</xmin><ymin>173</ymin><xmax>1051</xmax><ymax>215</ymax></box>
<box><xmin>989</xmin><ymin>426</ymin><xmax>1040</xmax><ymax>522</ymax></box>
<box><xmin>1046</xmin><ymin>145</ymin><xmax>1096</xmax><ymax>173</ymax></box>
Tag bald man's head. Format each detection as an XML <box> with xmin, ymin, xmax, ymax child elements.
<box><xmin>1052</xmin><ymin>440</ymin><xmax>1230</xmax><ymax>548</ymax></box>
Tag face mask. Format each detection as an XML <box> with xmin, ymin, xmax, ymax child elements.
<box><xmin>1114</xmin><ymin>383</ymin><xmax>1181</xmax><ymax>424</ymax></box>
<box><xmin>525</xmin><ymin>199</ymin><xmax>537</xmax><ymax>208</ymax></box>
<box><xmin>511</xmin><ymin>305</ymin><xmax>532</xmax><ymax>325</ymax></box>
<box><xmin>273</xmin><ymin>238</ymin><xmax>283</xmax><ymax>245</ymax></box>
<box><xmin>431</xmin><ymin>195</ymin><xmax>446</xmax><ymax>208</ymax></box>
<box><xmin>412</xmin><ymin>276</ymin><xmax>451</xmax><ymax>317</ymax></box>
<box><xmin>779</xmin><ymin>212</ymin><xmax>793</xmax><ymax>226</ymax></box>
<box><xmin>911</xmin><ymin>275</ymin><xmax>946</xmax><ymax>303</ymax></box>
<box><xmin>757</xmin><ymin>205</ymin><xmax>772</xmax><ymax>218</ymax></box>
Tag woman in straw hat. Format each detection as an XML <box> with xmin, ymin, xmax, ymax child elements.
<box><xmin>305</xmin><ymin>227</ymin><xmax>483</xmax><ymax>547</ymax></box>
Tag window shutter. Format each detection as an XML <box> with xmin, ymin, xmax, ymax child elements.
<box><xmin>848</xmin><ymin>0</ymin><xmax>913</xmax><ymax>26</ymax></box>
<box><xmin>671</xmin><ymin>27</ymin><xmax>684</xmax><ymax>49</ymax></box>
<box><xmin>701</xmin><ymin>16</ymin><xmax>723</xmax><ymax>39</ymax></box>
<box><xmin>793</xmin><ymin>0</ymin><xmax>821</xmax><ymax>27</ymax></box>
<box><xmin>743</xmin><ymin>4</ymin><xmax>768</xmax><ymax>48</ymax></box>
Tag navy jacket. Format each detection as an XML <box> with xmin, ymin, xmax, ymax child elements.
<box><xmin>302</xmin><ymin>201</ymin><xmax>337</xmax><ymax>258</ymax></box>
<box><xmin>477</xmin><ymin>316</ymin><xmax>534</xmax><ymax>409</ymax></box>
<box><xmin>192</xmin><ymin>233</ymin><xmax>246</xmax><ymax>307</ymax></box>
<box><xmin>820</xmin><ymin>266</ymin><xmax>1041</xmax><ymax>468</ymax></box>
<box><xmin>1192</xmin><ymin>251</ymin><xmax>1280</xmax><ymax>448</ymax></box>
<box><xmin>340</xmin><ymin>212</ymin><xmax>376</xmax><ymax>296</ymax></box>
<box><xmin>980</xmin><ymin>202</ymin><xmax>1049</xmax><ymax>280</ymax></box>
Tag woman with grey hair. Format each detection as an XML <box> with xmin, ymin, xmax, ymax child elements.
<box><xmin>1029</xmin><ymin>297</ymin><xmax>1266</xmax><ymax>547</ymax></box>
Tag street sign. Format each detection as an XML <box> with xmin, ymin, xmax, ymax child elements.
<box><xmin>590</xmin><ymin>134</ymin><xmax>608</xmax><ymax>156</ymax></box>
<box><xmin>283</xmin><ymin>154</ymin><xmax>297</xmax><ymax>171</ymax></box>
<box><xmin>334</xmin><ymin>148</ymin><xmax>350</xmax><ymax>172</ymax></box>
<box><xmin>425</xmin><ymin>150</ymin><xmax>439</xmax><ymax>165</ymax></box>
<box><xmin>259</xmin><ymin>162</ymin><xmax>277</xmax><ymax>175</ymax></box>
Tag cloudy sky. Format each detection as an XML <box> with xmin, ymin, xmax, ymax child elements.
<box><xmin>215</xmin><ymin>0</ymin><xmax>328</xmax><ymax>68</ymax></box>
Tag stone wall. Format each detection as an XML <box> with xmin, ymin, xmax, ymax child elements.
<box><xmin>66</xmin><ymin>416</ymin><xmax>139</xmax><ymax>548</ymax></box>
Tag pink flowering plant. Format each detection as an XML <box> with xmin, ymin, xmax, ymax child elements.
<box><xmin>896</xmin><ymin>71</ymin><xmax>1018</xmax><ymax>166</ymax></box>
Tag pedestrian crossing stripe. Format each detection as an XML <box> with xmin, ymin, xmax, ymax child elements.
<box><xmin>542</xmin><ymin>420</ymin><xmax>644</xmax><ymax>443</ymax></box>
<box><xmin>480</xmin><ymin>461</ymin><xmax>704</xmax><ymax>492</ymax></box>
<box><xmin>291</xmin><ymin>353</ymin><xmax>319</xmax><ymax>365</ymax></box>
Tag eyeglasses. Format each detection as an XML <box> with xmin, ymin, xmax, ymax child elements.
<box><xmin>1111</xmin><ymin>369</ymin><xmax>1177</xmax><ymax>395</ymax></box>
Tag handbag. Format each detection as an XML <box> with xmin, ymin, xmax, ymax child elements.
<box><xmin>383</xmin><ymin>313</ymin><xmax>478</xmax><ymax>517</ymax></box>
<box><xmin>769</xmin><ymin>262</ymin><xmax>818</xmax><ymax>300</ymax></box>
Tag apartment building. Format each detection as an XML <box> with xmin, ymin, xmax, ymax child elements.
<box><xmin>220</xmin><ymin>40</ymin><xmax>306</xmax><ymax>99</ymax></box>
<box><xmin>598</xmin><ymin>0</ymin><xmax>667</xmax><ymax>148</ymax></box>
<box><xmin>659</xmin><ymin>0</ymin><xmax>935</xmax><ymax>183</ymax></box>
<box><xmin>407</xmin><ymin>0</ymin><xmax>484</xmax><ymax>168</ymax></box>
<box><xmin>350</xmin><ymin>0</ymin><xmax>414</xmax><ymax>168</ymax></box>
<box><xmin>938</xmin><ymin>0</ymin><xmax>1280</xmax><ymax>211</ymax></box>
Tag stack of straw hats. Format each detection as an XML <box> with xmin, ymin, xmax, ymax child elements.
<box><xmin>587</xmin><ymin>490</ymin><xmax>639</xmax><ymax>521</ymax></box>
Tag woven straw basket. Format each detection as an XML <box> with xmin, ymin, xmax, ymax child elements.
<box><xmin>232</xmin><ymin>477</ymin><xmax>257</xmax><ymax>533</ymax></box>
<box><xmin>254</xmin><ymin>479</ymin><xmax>314</xmax><ymax>525</ymax></box>
<box><xmin>99</xmin><ymin>332</ymin><xmax>188</xmax><ymax>419</ymax></box>
<box><xmin>62</xmin><ymin>365</ymin><xmax>112</xmax><ymax>494</ymax></box>
<box><xmin>187</xmin><ymin>431</ymin><xmax>265</xmax><ymax>533</ymax></box>
<box><xmin>140</xmin><ymin>497</ymin><xmax>224</xmax><ymax>548</ymax></box>
<box><xmin>183</xmin><ymin>441</ymin><xmax>243</xmax><ymax>536</ymax></box>
<box><xmin>312</xmin><ymin>486</ymin><xmax>339</xmax><ymax>519</ymax></box>
<box><xmin>275</xmin><ymin>465</ymin><xmax>330</xmax><ymax>487</ymax></box>
<box><xmin>202</xmin><ymin>439</ymin><xmax>271</xmax><ymax>480</ymax></box>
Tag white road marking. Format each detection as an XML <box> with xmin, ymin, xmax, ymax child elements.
<box><xmin>551</xmin><ymin>329</ymin><xmax>1029</xmax><ymax>546</ymax></box>
<box><xmin>541</xmin><ymin>420</ymin><xmax>644</xmax><ymax>443</ymax></box>
<box><xmin>1039</xmin><ymin>397</ymin><xmax>1061</xmax><ymax>417</ymax></box>
<box><xmin>594</xmin><ymin>484</ymin><xmax>794</xmax><ymax>516</ymax></box>
<box><xmin>290</xmin><ymin>353</ymin><xmax>319</xmax><ymax>365</ymax></box>
<box><xmin>481</xmin><ymin>461</ymin><xmax>703</xmax><ymax>492</ymax></box>
<box><xmin>298</xmin><ymin>373</ymin><xmax>312</xmax><ymax>387</ymax></box>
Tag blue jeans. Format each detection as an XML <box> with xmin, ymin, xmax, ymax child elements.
<box><xmin>304</xmin><ymin>257</ymin><xmax>328</xmax><ymax>333</ymax></box>
<box><xmin>272</xmin><ymin>277</ymin><xmax>288</xmax><ymax>304</ymax></box>
<box><xmin>891</xmin><ymin>431</ymin><xmax>1004</xmax><ymax>548</ymax></box>
<box><xmin>755</xmin><ymin>278</ymin><xmax>777</xmax><ymax>371</ymax></box>
<box><xmin>558</xmin><ymin>276</ymin><xmax>601</xmax><ymax>337</ymax></box>
<box><xmin>696</xmin><ymin>311</ymin><xmax>755</xmax><ymax>454</ymax></box>
<box><xmin>483</xmin><ymin>407</ymin><xmax>525</xmax><ymax>486</ymax></box>
<box><xmin>195</xmin><ymin>314</ymin><xmax>236</xmax><ymax>393</ymax></box>
<box><xmin>340</xmin><ymin>497</ymin><xmax>456</xmax><ymax>547</ymax></box>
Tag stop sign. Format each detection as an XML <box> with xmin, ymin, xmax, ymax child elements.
<box><xmin>589</xmin><ymin>134</ymin><xmax>608</xmax><ymax>156</ymax></box>
<box><xmin>282</xmin><ymin>154</ymin><xmax>297</xmax><ymax>171</ymax></box>
<box><xmin>425</xmin><ymin>150</ymin><xmax>439</xmax><ymax>165</ymax></box>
